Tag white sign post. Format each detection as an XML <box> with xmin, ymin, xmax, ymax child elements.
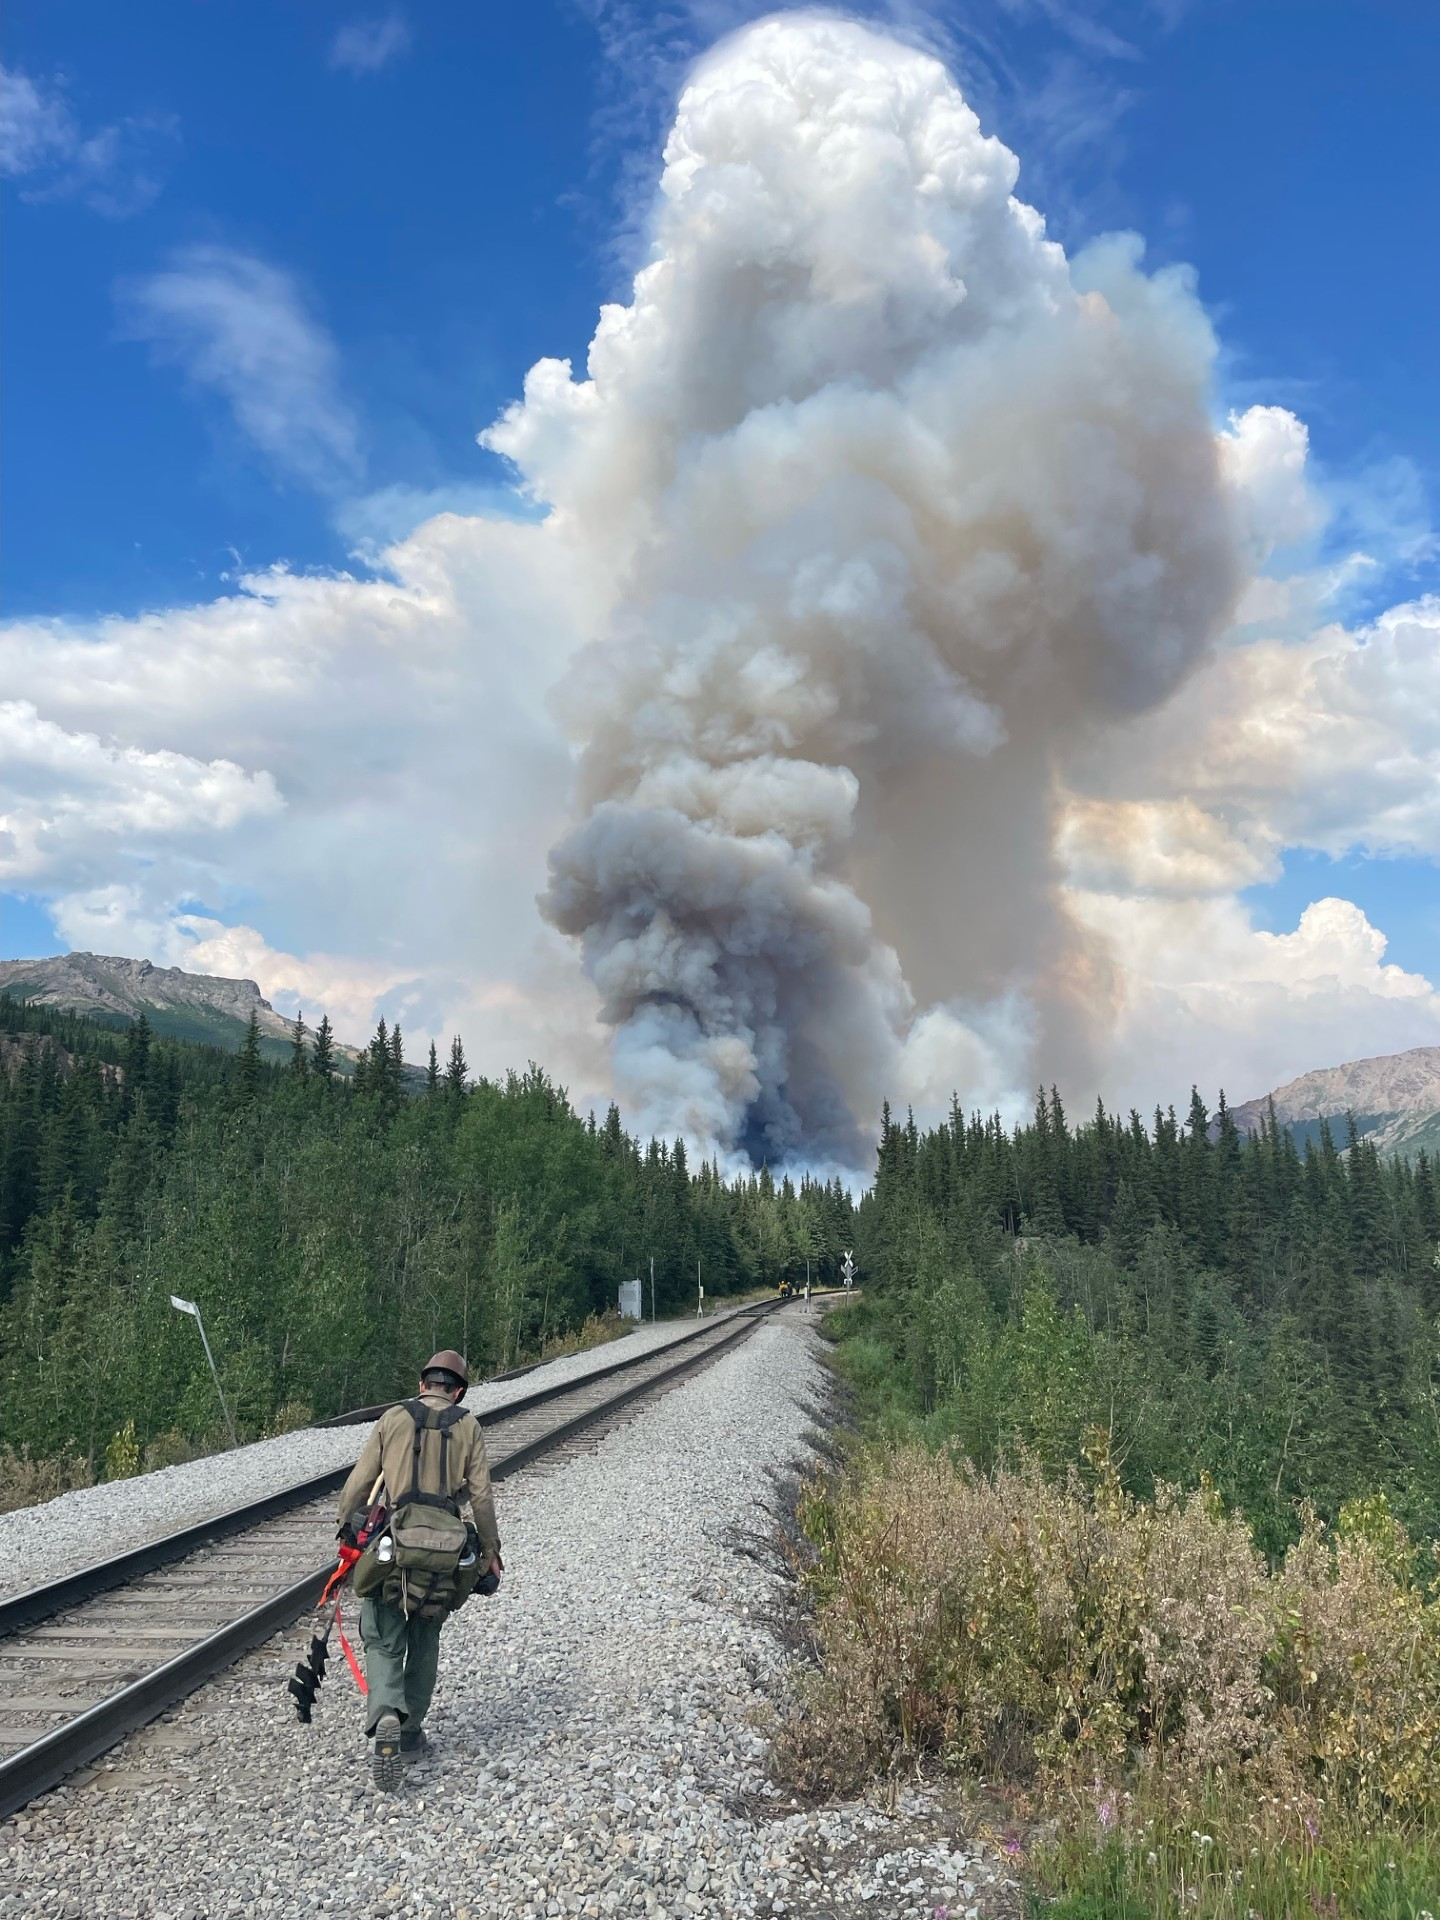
<box><xmin>169</xmin><ymin>1295</ymin><xmax>238</xmax><ymax>1447</ymax></box>
<box><xmin>841</xmin><ymin>1250</ymin><xmax>855</xmax><ymax>1292</ymax></box>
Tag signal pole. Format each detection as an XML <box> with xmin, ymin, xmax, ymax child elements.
<box><xmin>169</xmin><ymin>1295</ymin><xmax>238</xmax><ymax>1448</ymax></box>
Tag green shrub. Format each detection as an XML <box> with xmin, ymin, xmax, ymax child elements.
<box><xmin>104</xmin><ymin>1418</ymin><xmax>140</xmax><ymax>1481</ymax></box>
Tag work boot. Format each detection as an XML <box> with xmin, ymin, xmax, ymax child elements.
<box><xmin>400</xmin><ymin>1727</ymin><xmax>430</xmax><ymax>1763</ymax></box>
<box><xmin>373</xmin><ymin>1711</ymin><xmax>403</xmax><ymax>1791</ymax></box>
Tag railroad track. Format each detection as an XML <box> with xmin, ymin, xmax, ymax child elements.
<box><xmin>0</xmin><ymin>1296</ymin><xmax>811</xmax><ymax>1819</ymax></box>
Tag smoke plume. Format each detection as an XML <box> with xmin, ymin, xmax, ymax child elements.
<box><xmin>484</xmin><ymin>14</ymin><xmax>1250</xmax><ymax>1166</ymax></box>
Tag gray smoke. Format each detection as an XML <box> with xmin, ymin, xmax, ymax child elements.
<box><xmin>483</xmin><ymin>13</ymin><xmax>1249</xmax><ymax>1166</ymax></box>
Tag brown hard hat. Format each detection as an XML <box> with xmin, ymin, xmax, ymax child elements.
<box><xmin>422</xmin><ymin>1348</ymin><xmax>470</xmax><ymax>1387</ymax></box>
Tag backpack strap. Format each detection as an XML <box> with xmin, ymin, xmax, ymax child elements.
<box><xmin>398</xmin><ymin>1398</ymin><xmax>468</xmax><ymax>1513</ymax></box>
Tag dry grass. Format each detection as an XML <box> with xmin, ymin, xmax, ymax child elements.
<box><xmin>774</xmin><ymin>1436</ymin><xmax>1439</xmax><ymax>1895</ymax></box>
<box><xmin>0</xmin><ymin>1441</ymin><xmax>93</xmax><ymax>1512</ymax></box>
<box><xmin>539</xmin><ymin>1309</ymin><xmax>631</xmax><ymax>1362</ymax></box>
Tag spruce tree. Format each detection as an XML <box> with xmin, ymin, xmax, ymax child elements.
<box><xmin>237</xmin><ymin>1010</ymin><xmax>263</xmax><ymax>1103</ymax></box>
<box><xmin>310</xmin><ymin>1015</ymin><xmax>335</xmax><ymax>1082</ymax></box>
<box><xmin>288</xmin><ymin>1012</ymin><xmax>308</xmax><ymax>1079</ymax></box>
<box><xmin>444</xmin><ymin>1035</ymin><xmax>468</xmax><ymax>1100</ymax></box>
<box><xmin>427</xmin><ymin>1041</ymin><xmax>440</xmax><ymax>1097</ymax></box>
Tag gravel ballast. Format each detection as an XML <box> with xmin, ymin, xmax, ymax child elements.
<box><xmin>1</xmin><ymin>1304</ymin><xmax>1020</xmax><ymax>1919</ymax></box>
<box><xmin>0</xmin><ymin>1307</ymin><xmax>757</xmax><ymax>1599</ymax></box>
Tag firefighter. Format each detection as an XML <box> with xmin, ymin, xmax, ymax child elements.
<box><xmin>335</xmin><ymin>1349</ymin><xmax>502</xmax><ymax>1787</ymax></box>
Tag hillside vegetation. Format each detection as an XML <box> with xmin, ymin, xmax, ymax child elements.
<box><xmin>785</xmin><ymin>1094</ymin><xmax>1440</xmax><ymax>1914</ymax></box>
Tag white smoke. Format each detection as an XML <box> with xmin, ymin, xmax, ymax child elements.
<box><xmin>483</xmin><ymin>14</ymin><xmax>1251</xmax><ymax>1165</ymax></box>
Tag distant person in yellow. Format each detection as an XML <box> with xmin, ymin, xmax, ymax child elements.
<box><xmin>335</xmin><ymin>1350</ymin><xmax>502</xmax><ymax>1788</ymax></box>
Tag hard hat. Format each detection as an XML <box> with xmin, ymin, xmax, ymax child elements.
<box><xmin>422</xmin><ymin>1348</ymin><xmax>471</xmax><ymax>1388</ymax></box>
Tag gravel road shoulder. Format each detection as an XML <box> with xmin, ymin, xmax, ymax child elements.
<box><xmin>1</xmin><ymin>1302</ymin><xmax>1021</xmax><ymax>1920</ymax></box>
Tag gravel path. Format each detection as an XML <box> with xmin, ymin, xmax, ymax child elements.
<box><xmin>1</xmin><ymin>1303</ymin><xmax>1020</xmax><ymax>1920</ymax></box>
<box><xmin>0</xmin><ymin>1308</ymin><xmax>755</xmax><ymax>1598</ymax></box>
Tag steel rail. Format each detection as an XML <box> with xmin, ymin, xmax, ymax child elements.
<box><xmin>0</xmin><ymin>1298</ymin><xmax>779</xmax><ymax>1643</ymax></box>
<box><xmin>0</xmin><ymin>1295</ymin><xmax>799</xmax><ymax>1820</ymax></box>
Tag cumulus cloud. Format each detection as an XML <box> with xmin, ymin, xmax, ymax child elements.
<box><xmin>1067</xmin><ymin>893</ymin><xmax>1440</xmax><ymax>1112</ymax></box>
<box><xmin>1219</xmin><ymin>405</ymin><xmax>1325</xmax><ymax>569</ymax></box>
<box><xmin>329</xmin><ymin>15</ymin><xmax>411</xmax><ymax>76</ymax></box>
<box><xmin>0</xmin><ymin>700</ymin><xmax>281</xmax><ymax>886</ymax></box>
<box><xmin>1063</xmin><ymin>594</ymin><xmax>1440</xmax><ymax>884</ymax></box>
<box><xmin>0</xmin><ymin>62</ymin><xmax>177</xmax><ymax>215</ymax></box>
<box><xmin>0</xmin><ymin>515</ymin><xmax>604</xmax><ymax>1082</ymax></box>
<box><xmin>1058</xmin><ymin>592</ymin><xmax>1440</xmax><ymax>1106</ymax></box>
<box><xmin>118</xmin><ymin>247</ymin><xmax>360</xmax><ymax>491</ymax></box>
<box><xmin>2</xmin><ymin>13</ymin><xmax>1435</xmax><ymax>1158</ymax></box>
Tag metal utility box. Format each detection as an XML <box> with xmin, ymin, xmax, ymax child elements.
<box><xmin>618</xmin><ymin>1279</ymin><xmax>643</xmax><ymax>1321</ymax></box>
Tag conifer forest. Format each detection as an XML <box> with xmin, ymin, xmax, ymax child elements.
<box><xmin>2</xmin><ymin>991</ymin><xmax>1437</xmax><ymax>1559</ymax></box>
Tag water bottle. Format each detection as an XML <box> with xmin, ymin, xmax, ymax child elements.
<box><xmin>458</xmin><ymin>1540</ymin><xmax>477</xmax><ymax>1568</ymax></box>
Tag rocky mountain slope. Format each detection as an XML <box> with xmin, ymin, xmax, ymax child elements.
<box><xmin>0</xmin><ymin>951</ymin><xmax>344</xmax><ymax>1065</ymax></box>
<box><xmin>1229</xmin><ymin>1045</ymin><xmax>1440</xmax><ymax>1161</ymax></box>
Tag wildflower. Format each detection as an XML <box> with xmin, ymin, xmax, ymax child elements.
<box><xmin>1097</xmin><ymin>1795</ymin><xmax>1117</xmax><ymax>1833</ymax></box>
<box><xmin>1000</xmin><ymin>1829</ymin><xmax>1022</xmax><ymax>1859</ymax></box>
<box><xmin>933</xmin><ymin>1907</ymin><xmax>949</xmax><ymax>1919</ymax></box>
<box><xmin>1304</xmin><ymin>1816</ymin><xmax>1319</xmax><ymax>1843</ymax></box>
<box><xmin>1146</xmin><ymin>1852</ymin><xmax>1158</xmax><ymax>1868</ymax></box>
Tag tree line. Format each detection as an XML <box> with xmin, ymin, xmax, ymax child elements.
<box><xmin>853</xmin><ymin>1089</ymin><xmax>1440</xmax><ymax>1553</ymax></box>
<box><xmin>5</xmin><ymin>989</ymin><xmax>1436</xmax><ymax>1548</ymax></box>
<box><xmin>0</xmin><ymin>994</ymin><xmax>853</xmax><ymax>1465</ymax></box>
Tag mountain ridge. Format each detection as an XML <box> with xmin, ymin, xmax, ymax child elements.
<box><xmin>1229</xmin><ymin>1045</ymin><xmax>1440</xmax><ymax>1162</ymax></box>
<box><xmin>0</xmin><ymin>950</ymin><xmax>356</xmax><ymax>1066</ymax></box>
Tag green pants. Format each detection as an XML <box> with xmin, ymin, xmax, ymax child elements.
<box><xmin>360</xmin><ymin>1595</ymin><xmax>443</xmax><ymax>1735</ymax></box>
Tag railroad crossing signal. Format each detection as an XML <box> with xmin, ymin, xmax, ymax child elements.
<box><xmin>841</xmin><ymin>1250</ymin><xmax>854</xmax><ymax>1290</ymax></box>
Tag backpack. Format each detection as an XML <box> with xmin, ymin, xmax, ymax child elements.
<box><xmin>356</xmin><ymin>1400</ymin><xmax>486</xmax><ymax>1618</ymax></box>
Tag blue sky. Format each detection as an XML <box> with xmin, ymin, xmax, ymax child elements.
<box><xmin>2</xmin><ymin>1</ymin><xmax>1437</xmax><ymax>1112</ymax></box>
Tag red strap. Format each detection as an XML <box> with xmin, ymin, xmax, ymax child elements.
<box><xmin>336</xmin><ymin>1600</ymin><xmax>367</xmax><ymax>1696</ymax></box>
<box><xmin>319</xmin><ymin>1544</ymin><xmax>360</xmax><ymax>1608</ymax></box>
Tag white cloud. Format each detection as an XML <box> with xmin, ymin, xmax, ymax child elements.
<box><xmin>1064</xmin><ymin>594</ymin><xmax>1440</xmax><ymax>882</ymax></box>
<box><xmin>1066</xmin><ymin>892</ymin><xmax>1440</xmax><ymax>1112</ymax></box>
<box><xmin>0</xmin><ymin>65</ymin><xmax>73</xmax><ymax>173</ymax></box>
<box><xmin>0</xmin><ymin>699</ymin><xmax>281</xmax><ymax>886</ymax></box>
<box><xmin>334</xmin><ymin>481</ymin><xmax>541</xmax><ymax>555</ymax></box>
<box><xmin>118</xmin><ymin>247</ymin><xmax>360</xmax><ymax>491</ymax></box>
<box><xmin>1218</xmin><ymin>405</ymin><xmax>1325</xmax><ymax>568</ymax></box>
<box><xmin>0</xmin><ymin>512</ymin><xmax>608</xmax><ymax>1073</ymax></box>
<box><xmin>328</xmin><ymin>15</ymin><xmax>411</xmax><ymax>76</ymax></box>
<box><xmin>0</xmin><ymin>62</ymin><xmax>177</xmax><ymax>216</ymax></box>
